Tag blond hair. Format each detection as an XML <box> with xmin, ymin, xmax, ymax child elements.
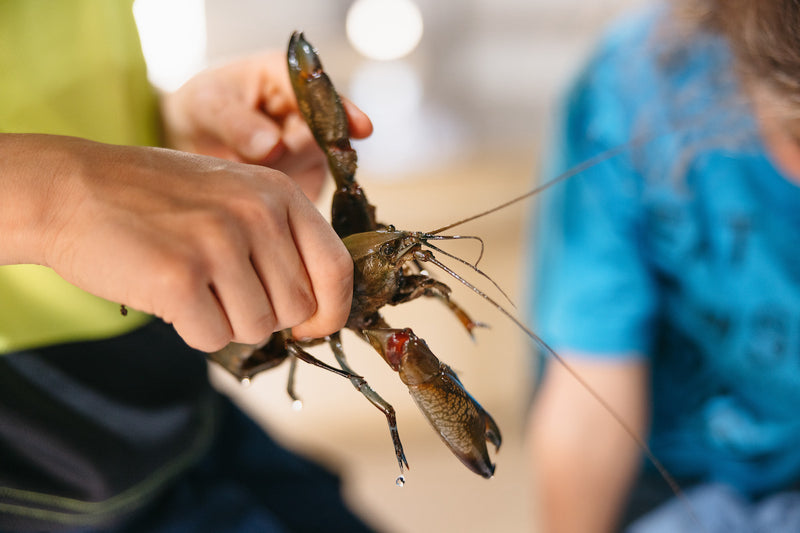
<box><xmin>680</xmin><ymin>0</ymin><xmax>800</xmax><ymax>111</ymax></box>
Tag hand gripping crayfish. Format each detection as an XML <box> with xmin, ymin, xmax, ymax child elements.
<box><xmin>208</xmin><ymin>32</ymin><xmax>501</xmax><ymax>480</ymax></box>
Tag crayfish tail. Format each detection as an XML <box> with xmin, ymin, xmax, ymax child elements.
<box><xmin>288</xmin><ymin>31</ymin><xmax>358</xmax><ymax>191</ymax></box>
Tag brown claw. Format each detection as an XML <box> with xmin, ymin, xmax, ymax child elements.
<box><xmin>410</xmin><ymin>364</ymin><xmax>502</xmax><ymax>478</ymax></box>
<box><xmin>207</xmin><ymin>331</ymin><xmax>291</xmax><ymax>381</ymax></box>
<box><xmin>364</xmin><ymin>328</ymin><xmax>501</xmax><ymax>478</ymax></box>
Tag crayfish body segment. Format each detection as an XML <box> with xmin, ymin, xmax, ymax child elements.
<box><xmin>288</xmin><ymin>31</ymin><xmax>375</xmax><ymax>238</ymax></box>
<box><xmin>343</xmin><ymin>229</ymin><xmax>422</xmax><ymax>328</ymax></box>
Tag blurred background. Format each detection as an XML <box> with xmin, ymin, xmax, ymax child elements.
<box><xmin>134</xmin><ymin>1</ymin><xmax>645</xmax><ymax>531</ymax></box>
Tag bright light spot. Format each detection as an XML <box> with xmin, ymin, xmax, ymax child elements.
<box><xmin>350</xmin><ymin>61</ymin><xmax>423</xmax><ymax>118</ymax></box>
<box><xmin>133</xmin><ymin>0</ymin><xmax>207</xmax><ymax>92</ymax></box>
<box><xmin>346</xmin><ymin>0</ymin><xmax>424</xmax><ymax>61</ymax></box>
<box><xmin>348</xmin><ymin>60</ymin><xmax>463</xmax><ymax>176</ymax></box>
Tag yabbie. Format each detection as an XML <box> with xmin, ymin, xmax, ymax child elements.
<box><xmin>209</xmin><ymin>31</ymin><xmax>502</xmax><ymax>481</ymax></box>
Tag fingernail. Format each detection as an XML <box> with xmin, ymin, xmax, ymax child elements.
<box><xmin>248</xmin><ymin>130</ymin><xmax>278</xmax><ymax>160</ymax></box>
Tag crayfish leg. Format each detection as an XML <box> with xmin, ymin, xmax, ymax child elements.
<box><xmin>428</xmin><ymin>292</ymin><xmax>489</xmax><ymax>339</ymax></box>
<box><xmin>392</xmin><ymin>273</ymin><xmax>489</xmax><ymax>339</ymax></box>
<box><xmin>328</xmin><ymin>332</ymin><xmax>410</xmax><ymax>474</ymax></box>
<box><xmin>281</xmin><ymin>339</ymin><xmax>362</xmax><ymax>410</ymax></box>
<box><xmin>286</xmin><ymin>340</ymin><xmax>361</xmax><ymax>381</ymax></box>
<box><xmin>285</xmin><ymin>355</ymin><xmax>301</xmax><ymax>405</ymax></box>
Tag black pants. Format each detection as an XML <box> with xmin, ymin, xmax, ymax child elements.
<box><xmin>0</xmin><ymin>320</ymin><xmax>376</xmax><ymax>532</ymax></box>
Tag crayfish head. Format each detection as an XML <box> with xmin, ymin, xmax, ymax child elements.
<box><xmin>343</xmin><ymin>229</ymin><xmax>422</xmax><ymax>327</ymax></box>
<box><xmin>342</xmin><ymin>228</ymin><xmax>421</xmax><ymax>265</ymax></box>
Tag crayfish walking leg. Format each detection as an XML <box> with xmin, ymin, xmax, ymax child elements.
<box><xmin>328</xmin><ymin>331</ymin><xmax>409</xmax><ymax>474</ymax></box>
<box><xmin>207</xmin><ymin>333</ymin><xmax>359</xmax><ymax>384</ymax></box>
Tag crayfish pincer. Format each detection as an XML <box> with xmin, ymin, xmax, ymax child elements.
<box><xmin>364</xmin><ymin>327</ymin><xmax>501</xmax><ymax>478</ymax></box>
<box><xmin>208</xmin><ymin>31</ymin><xmax>501</xmax><ymax>481</ymax></box>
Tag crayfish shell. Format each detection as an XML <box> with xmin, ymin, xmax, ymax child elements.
<box><xmin>408</xmin><ymin>364</ymin><xmax>502</xmax><ymax>479</ymax></box>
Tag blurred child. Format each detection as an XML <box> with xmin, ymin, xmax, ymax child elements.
<box><xmin>527</xmin><ymin>1</ymin><xmax>800</xmax><ymax>531</ymax></box>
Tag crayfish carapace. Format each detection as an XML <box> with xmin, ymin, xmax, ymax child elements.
<box><xmin>208</xmin><ymin>32</ymin><xmax>503</xmax><ymax>480</ymax></box>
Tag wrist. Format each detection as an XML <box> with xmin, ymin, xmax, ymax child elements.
<box><xmin>0</xmin><ymin>134</ymin><xmax>84</xmax><ymax>266</ymax></box>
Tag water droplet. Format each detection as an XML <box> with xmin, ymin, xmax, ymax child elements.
<box><xmin>292</xmin><ymin>399</ymin><xmax>303</xmax><ymax>411</ymax></box>
<box><xmin>395</xmin><ymin>475</ymin><xmax>405</xmax><ymax>487</ymax></box>
<box><xmin>240</xmin><ymin>377</ymin><xmax>251</xmax><ymax>388</ymax></box>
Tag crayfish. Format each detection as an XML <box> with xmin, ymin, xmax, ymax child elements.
<box><xmin>208</xmin><ymin>32</ymin><xmax>503</xmax><ymax>480</ymax></box>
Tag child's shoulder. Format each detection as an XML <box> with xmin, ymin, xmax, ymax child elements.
<box><xmin>568</xmin><ymin>3</ymin><xmax>740</xmax><ymax>147</ymax></box>
<box><xmin>590</xmin><ymin>3</ymin><xmax>730</xmax><ymax>95</ymax></box>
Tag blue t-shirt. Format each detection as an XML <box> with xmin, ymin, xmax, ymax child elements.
<box><xmin>532</xmin><ymin>5</ymin><xmax>800</xmax><ymax>497</ymax></box>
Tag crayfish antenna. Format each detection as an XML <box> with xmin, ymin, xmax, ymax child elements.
<box><xmin>423</xmin><ymin>233</ymin><xmax>486</xmax><ymax>266</ymax></box>
<box><xmin>420</xmin><ymin>240</ymin><xmax>516</xmax><ymax>309</ymax></box>
<box><xmin>416</xmin><ymin>250</ymin><xmax>706</xmax><ymax>529</ymax></box>
<box><xmin>426</xmin><ymin>143</ymin><xmax>633</xmax><ymax>236</ymax></box>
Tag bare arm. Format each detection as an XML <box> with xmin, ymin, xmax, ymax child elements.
<box><xmin>526</xmin><ymin>353</ymin><xmax>649</xmax><ymax>533</ymax></box>
<box><xmin>0</xmin><ymin>133</ymin><xmax>352</xmax><ymax>352</ymax></box>
<box><xmin>0</xmin><ymin>50</ymin><xmax>374</xmax><ymax>352</ymax></box>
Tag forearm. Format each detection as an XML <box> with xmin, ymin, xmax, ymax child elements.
<box><xmin>529</xmin><ymin>413</ymin><xmax>642</xmax><ymax>532</ymax></box>
<box><xmin>527</xmin><ymin>358</ymin><xmax>648</xmax><ymax>533</ymax></box>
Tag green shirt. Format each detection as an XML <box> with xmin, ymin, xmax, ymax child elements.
<box><xmin>0</xmin><ymin>0</ymin><xmax>159</xmax><ymax>352</ymax></box>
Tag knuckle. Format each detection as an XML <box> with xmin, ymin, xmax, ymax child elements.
<box><xmin>278</xmin><ymin>285</ymin><xmax>317</xmax><ymax>330</ymax></box>
<box><xmin>196</xmin><ymin>209</ymin><xmax>241</xmax><ymax>251</ymax></box>
<box><xmin>195</xmin><ymin>330</ymin><xmax>233</xmax><ymax>353</ymax></box>
<box><xmin>326</xmin><ymin>246</ymin><xmax>355</xmax><ymax>307</ymax></box>
<box><xmin>331</xmin><ymin>243</ymin><xmax>355</xmax><ymax>282</ymax></box>
<box><xmin>260</xmin><ymin>167</ymin><xmax>299</xmax><ymax>196</ymax></box>
<box><xmin>170</xmin><ymin>311</ymin><xmax>233</xmax><ymax>354</ymax></box>
<box><xmin>236</xmin><ymin>311</ymin><xmax>277</xmax><ymax>345</ymax></box>
<box><xmin>228</xmin><ymin>178</ymin><xmax>292</xmax><ymax>233</ymax></box>
<box><xmin>232</xmin><ymin>193</ymin><xmax>277</xmax><ymax>228</ymax></box>
<box><xmin>152</xmin><ymin>251</ymin><xmax>207</xmax><ymax>302</ymax></box>
<box><xmin>294</xmin><ymin>284</ymin><xmax>317</xmax><ymax>319</ymax></box>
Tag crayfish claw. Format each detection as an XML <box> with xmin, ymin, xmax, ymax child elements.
<box><xmin>428</xmin><ymin>368</ymin><xmax>501</xmax><ymax>479</ymax></box>
<box><xmin>485</xmin><ymin>410</ymin><xmax>502</xmax><ymax>452</ymax></box>
<box><xmin>364</xmin><ymin>327</ymin><xmax>501</xmax><ymax>478</ymax></box>
<box><xmin>207</xmin><ymin>333</ymin><xmax>288</xmax><ymax>382</ymax></box>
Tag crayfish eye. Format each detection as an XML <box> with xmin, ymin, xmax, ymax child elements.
<box><xmin>380</xmin><ymin>242</ymin><xmax>397</xmax><ymax>257</ymax></box>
